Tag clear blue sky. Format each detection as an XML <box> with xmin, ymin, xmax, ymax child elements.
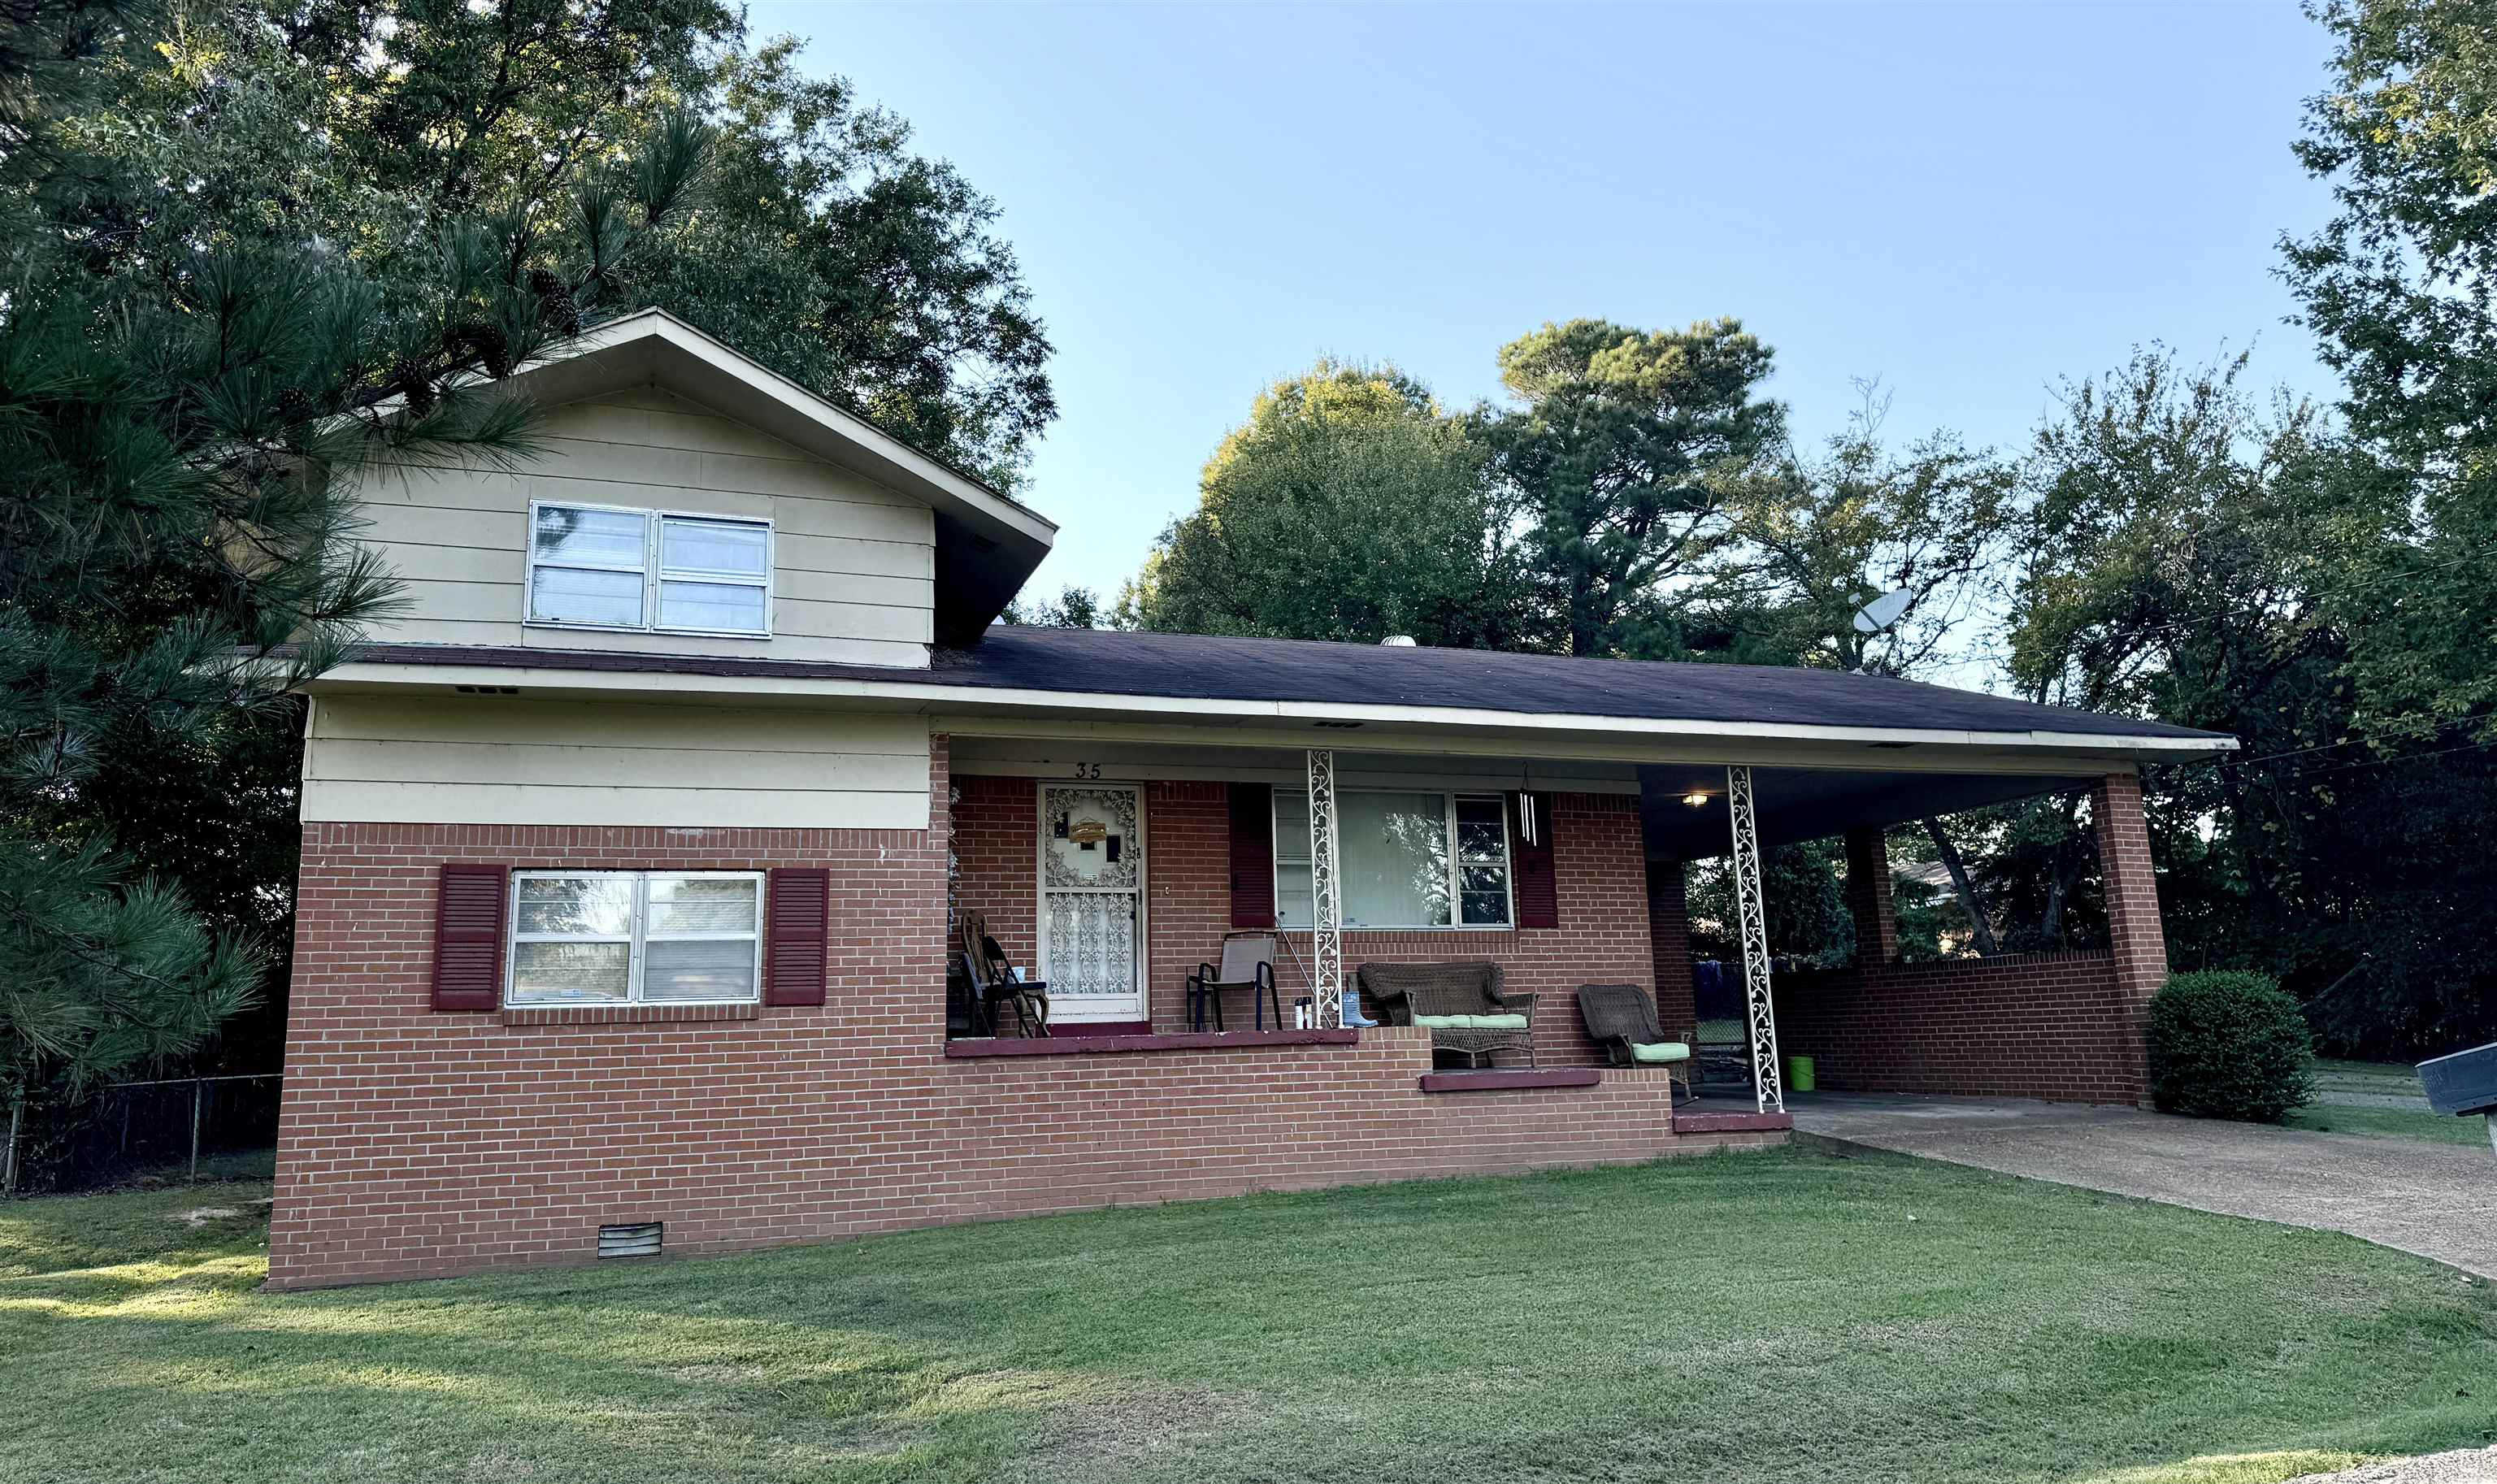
<box><xmin>749</xmin><ymin>2</ymin><xmax>2341</xmax><ymax>605</ymax></box>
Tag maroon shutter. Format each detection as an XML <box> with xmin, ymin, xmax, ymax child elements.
<box><xmin>1510</xmin><ymin>792</ymin><xmax>1558</xmax><ymax>930</ymax></box>
<box><xmin>432</xmin><ymin>864</ymin><xmax>509</xmax><ymax>1011</ymax></box>
<box><xmin>764</xmin><ymin>867</ymin><xmax>829</xmax><ymax>1006</ymax></box>
<box><xmin>1227</xmin><ymin>783</ymin><xmax>1277</xmax><ymax>929</ymax></box>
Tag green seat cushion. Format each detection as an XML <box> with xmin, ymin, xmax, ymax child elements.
<box><xmin>1630</xmin><ymin>1041</ymin><xmax>1692</xmax><ymax>1065</ymax></box>
<box><xmin>1413</xmin><ymin>1013</ymin><xmax>1531</xmax><ymax>1031</ymax></box>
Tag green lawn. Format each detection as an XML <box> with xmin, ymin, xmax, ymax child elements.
<box><xmin>3</xmin><ymin>1149</ymin><xmax>2492</xmax><ymax>1484</ymax></box>
<box><xmin>2286</xmin><ymin>1059</ymin><xmax>2489</xmax><ymax>1147</ymax></box>
<box><xmin>2283</xmin><ymin>1104</ymin><xmax>2491</xmax><ymax>1146</ymax></box>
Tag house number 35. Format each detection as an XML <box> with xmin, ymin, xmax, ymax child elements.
<box><xmin>1070</xmin><ymin>762</ymin><xmax>1102</xmax><ymax>779</ymax></box>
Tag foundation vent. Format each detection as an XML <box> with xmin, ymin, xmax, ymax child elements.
<box><xmin>597</xmin><ymin>1221</ymin><xmax>662</xmax><ymax>1260</ymax></box>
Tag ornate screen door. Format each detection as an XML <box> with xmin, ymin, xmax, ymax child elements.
<box><xmin>1036</xmin><ymin>783</ymin><xmax>1146</xmax><ymax>1022</ymax></box>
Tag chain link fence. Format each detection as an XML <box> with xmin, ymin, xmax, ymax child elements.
<box><xmin>2</xmin><ymin>1074</ymin><xmax>282</xmax><ymax>1195</ymax></box>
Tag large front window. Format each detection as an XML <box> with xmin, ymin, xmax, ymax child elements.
<box><xmin>1274</xmin><ymin>791</ymin><xmax>1513</xmax><ymax>929</ymax></box>
<box><xmin>528</xmin><ymin>501</ymin><xmax>771</xmax><ymax>636</ymax></box>
<box><xmin>506</xmin><ymin>871</ymin><xmax>764</xmax><ymax>1005</ymax></box>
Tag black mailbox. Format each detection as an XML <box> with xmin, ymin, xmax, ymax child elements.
<box><xmin>2417</xmin><ymin>1041</ymin><xmax>2497</xmax><ymax>1119</ymax></box>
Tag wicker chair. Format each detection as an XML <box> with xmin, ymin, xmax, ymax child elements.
<box><xmin>1575</xmin><ymin>983</ymin><xmax>1694</xmax><ymax>1104</ymax></box>
<box><xmin>1355</xmin><ymin>960</ymin><xmax>1535</xmax><ymax>1069</ymax></box>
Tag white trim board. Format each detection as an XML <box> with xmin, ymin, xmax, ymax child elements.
<box><xmin>306</xmin><ymin>660</ymin><xmax>2220</xmax><ymax>774</ymax></box>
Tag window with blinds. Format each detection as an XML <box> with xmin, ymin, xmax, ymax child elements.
<box><xmin>1272</xmin><ymin>791</ymin><xmax>1514</xmax><ymax>930</ymax></box>
<box><xmin>506</xmin><ymin>871</ymin><xmax>764</xmax><ymax>1005</ymax></box>
<box><xmin>526</xmin><ymin>501</ymin><xmax>771</xmax><ymax>636</ymax></box>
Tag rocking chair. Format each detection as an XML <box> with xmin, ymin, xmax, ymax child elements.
<box><xmin>958</xmin><ymin>909</ymin><xmax>1050</xmax><ymax>1037</ymax></box>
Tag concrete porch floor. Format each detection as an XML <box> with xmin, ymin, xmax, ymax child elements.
<box><xmin>1789</xmin><ymin>1092</ymin><xmax>2497</xmax><ymax>1280</ymax></box>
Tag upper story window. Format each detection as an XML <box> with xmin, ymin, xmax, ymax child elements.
<box><xmin>528</xmin><ymin>501</ymin><xmax>771</xmax><ymax>636</ymax></box>
<box><xmin>1272</xmin><ymin>790</ymin><xmax>1513</xmax><ymax>930</ymax></box>
<box><xmin>508</xmin><ymin>870</ymin><xmax>764</xmax><ymax>1005</ymax></box>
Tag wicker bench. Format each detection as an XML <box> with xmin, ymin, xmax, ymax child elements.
<box><xmin>1356</xmin><ymin>960</ymin><xmax>1536</xmax><ymax>1070</ymax></box>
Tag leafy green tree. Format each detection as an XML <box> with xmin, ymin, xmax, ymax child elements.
<box><xmin>2283</xmin><ymin>0</ymin><xmax>2497</xmax><ymax>745</ymax></box>
<box><xmin>1482</xmin><ymin>319</ymin><xmax>1784</xmax><ymax>657</ymax></box>
<box><xmin>1685</xmin><ymin>840</ymin><xmax>1854</xmax><ymax>969</ymax></box>
<box><xmin>80</xmin><ymin>1</ymin><xmax>1053</xmax><ymax>482</ymax></box>
<box><xmin>1681</xmin><ymin>392</ymin><xmax>2019</xmax><ymax>948</ymax></box>
<box><xmin>2008</xmin><ymin>348</ymin><xmax>2497</xmax><ymax>1052</ymax></box>
<box><xmin>2</xmin><ymin>0</ymin><xmax>1062</xmax><ymax>1159</ymax></box>
<box><xmin>1698</xmin><ymin>388</ymin><xmax>2015</xmax><ymax>676</ymax></box>
<box><xmin>1001</xmin><ymin>585</ymin><xmax>1103</xmax><ymax>629</ymax></box>
<box><xmin>1120</xmin><ymin>361</ymin><xmax>1527</xmax><ymax>648</ymax></box>
<box><xmin>0</xmin><ymin>0</ymin><xmax>710</xmax><ymax>1179</ymax></box>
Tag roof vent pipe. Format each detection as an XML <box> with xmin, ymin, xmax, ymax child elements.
<box><xmin>1380</xmin><ymin>635</ymin><xmax>1417</xmax><ymax>647</ymax></box>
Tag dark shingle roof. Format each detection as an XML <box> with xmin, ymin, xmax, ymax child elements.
<box><xmin>341</xmin><ymin>627</ymin><xmax>2225</xmax><ymax>745</ymax></box>
<box><xmin>936</xmin><ymin>627</ymin><xmax>2221</xmax><ymax>741</ymax></box>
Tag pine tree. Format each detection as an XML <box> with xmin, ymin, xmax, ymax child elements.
<box><xmin>0</xmin><ymin>0</ymin><xmax>712</xmax><ymax>1185</ymax></box>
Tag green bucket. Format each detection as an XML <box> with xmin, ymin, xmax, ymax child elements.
<box><xmin>1787</xmin><ymin>1055</ymin><xmax>1817</xmax><ymax>1094</ymax></box>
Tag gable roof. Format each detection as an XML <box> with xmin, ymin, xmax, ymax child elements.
<box><xmin>497</xmin><ymin>310</ymin><xmax>1055</xmax><ymax>643</ymax></box>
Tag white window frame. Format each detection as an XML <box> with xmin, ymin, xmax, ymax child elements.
<box><xmin>525</xmin><ymin>499</ymin><xmax>774</xmax><ymax>639</ymax></box>
<box><xmin>506</xmin><ymin>870</ymin><xmax>766</xmax><ymax>1006</ymax></box>
<box><xmin>1274</xmin><ymin>789</ymin><xmax>1515</xmax><ymax>931</ymax></box>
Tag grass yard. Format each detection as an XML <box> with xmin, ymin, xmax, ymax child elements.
<box><xmin>2286</xmin><ymin>1060</ymin><xmax>2489</xmax><ymax>1148</ymax></box>
<box><xmin>2282</xmin><ymin>1104</ymin><xmax>2491</xmax><ymax>1146</ymax></box>
<box><xmin>2</xmin><ymin>1148</ymin><xmax>2493</xmax><ymax>1484</ymax></box>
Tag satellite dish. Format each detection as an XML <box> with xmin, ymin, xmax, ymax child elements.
<box><xmin>1851</xmin><ymin>588</ymin><xmax>1913</xmax><ymax>635</ymax></box>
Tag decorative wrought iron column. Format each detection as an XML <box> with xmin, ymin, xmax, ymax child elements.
<box><xmin>1306</xmin><ymin>748</ymin><xmax>1344</xmax><ymax>1029</ymax></box>
<box><xmin>1726</xmin><ymin>765</ymin><xmax>1785</xmax><ymax>1113</ymax></box>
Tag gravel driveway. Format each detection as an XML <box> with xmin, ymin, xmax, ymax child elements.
<box><xmin>1791</xmin><ymin>1093</ymin><xmax>2497</xmax><ymax>1278</ymax></box>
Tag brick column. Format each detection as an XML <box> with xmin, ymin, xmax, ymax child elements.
<box><xmin>1842</xmin><ymin>827</ymin><xmax>1899</xmax><ymax>966</ymax></box>
<box><xmin>1646</xmin><ymin>859</ymin><xmax>1696</xmax><ymax>1036</ymax></box>
<box><xmin>2091</xmin><ymin>771</ymin><xmax>2167</xmax><ymax>1105</ymax></box>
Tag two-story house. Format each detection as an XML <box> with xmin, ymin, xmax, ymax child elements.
<box><xmin>268</xmin><ymin>310</ymin><xmax>2232</xmax><ymax>1287</ymax></box>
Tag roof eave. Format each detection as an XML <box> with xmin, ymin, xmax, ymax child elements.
<box><xmin>302</xmin><ymin>656</ymin><xmax>2238</xmax><ymax>771</ymax></box>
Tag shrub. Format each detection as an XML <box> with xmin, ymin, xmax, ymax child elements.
<box><xmin>2147</xmin><ymin>970</ymin><xmax>2316</xmax><ymax>1122</ymax></box>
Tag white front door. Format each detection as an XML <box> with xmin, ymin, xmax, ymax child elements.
<box><xmin>1036</xmin><ymin>783</ymin><xmax>1146</xmax><ymax>1023</ymax></box>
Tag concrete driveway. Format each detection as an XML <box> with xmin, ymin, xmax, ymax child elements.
<box><xmin>1792</xmin><ymin>1093</ymin><xmax>2497</xmax><ymax>1278</ymax></box>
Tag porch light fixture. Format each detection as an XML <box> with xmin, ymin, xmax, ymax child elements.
<box><xmin>1682</xmin><ymin>792</ymin><xmax>1710</xmax><ymax>808</ymax></box>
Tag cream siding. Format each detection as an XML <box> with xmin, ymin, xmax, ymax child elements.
<box><xmin>302</xmin><ymin>696</ymin><xmax>933</xmax><ymax>830</ymax></box>
<box><xmin>351</xmin><ymin>387</ymin><xmax>936</xmax><ymax>666</ymax></box>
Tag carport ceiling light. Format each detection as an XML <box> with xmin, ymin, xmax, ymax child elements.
<box><xmin>1682</xmin><ymin>792</ymin><xmax>1710</xmax><ymax>807</ymax></box>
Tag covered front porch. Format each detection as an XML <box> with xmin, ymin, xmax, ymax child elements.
<box><xmin>933</xmin><ymin>720</ymin><xmax>2182</xmax><ymax>1137</ymax></box>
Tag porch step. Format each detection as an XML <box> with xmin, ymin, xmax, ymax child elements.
<box><xmin>1674</xmin><ymin>1109</ymin><xmax>1796</xmax><ymax>1133</ymax></box>
<box><xmin>1418</xmin><ymin>1068</ymin><xmax>1601</xmax><ymax>1093</ymax></box>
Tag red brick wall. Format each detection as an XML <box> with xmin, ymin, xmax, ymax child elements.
<box><xmin>271</xmin><ymin>747</ymin><xmax>1750</xmax><ymax>1287</ymax></box>
<box><xmin>1842</xmin><ymin>827</ymin><xmax>1900</xmax><ymax>965</ymax></box>
<box><xmin>950</xmin><ymin>773</ymin><xmax>1037</xmax><ymax>969</ymax></box>
<box><xmin>1774</xmin><ymin>949</ymin><xmax>2145</xmax><ymax>1104</ymax></box>
<box><xmin>1647</xmin><ymin>862</ymin><xmax>1695</xmax><ymax>1037</ymax></box>
<box><xmin>270</xmin><ymin>741</ymin><xmax>955</xmax><ymax>1290</ymax></box>
<box><xmin>951</xmin><ymin>781</ymin><xmax>1656</xmax><ymax>1062</ymax></box>
<box><xmin>941</xmin><ymin>1027</ymin><xmax>1764</xmax><ymax>1220</ymax></box>
<box><xmin>1642</xmin><ymin>772</ymin><xmax>2163</xmax><ymax>1107</ymax></box>
<box><xmin>1142</xmin><ymin>780</ymin><xmax>1233</xmax><ymax>1030</ymax></box>
<box><xmin>2092</xmin><ymin>770</ymin><xmax>2169</xmax><ymax>1077</ymax></box>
